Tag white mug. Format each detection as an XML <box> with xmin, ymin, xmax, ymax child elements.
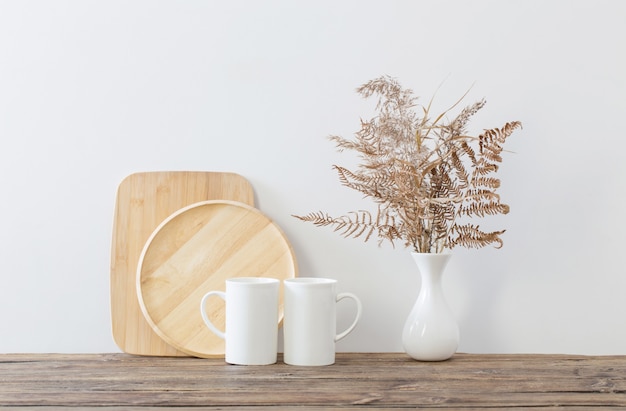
<box><xmin>283</xmin><ymin>278</ymin><xmax>362</xmax><ymax>366</ymax></box>
<box><xmin>200</xmin><ymin>277</ymin><xmax>279</xmax><ymax>365</ymax></box>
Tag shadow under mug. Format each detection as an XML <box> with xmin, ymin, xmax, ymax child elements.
<box><xmin>283</xmin><ymin>277</ymin><xmax>362</xmax><ymax>366</ymax></box>
<box><xmin>200</xmin><ymin>277</ymin><xmax>279</xmax><ymax>365</ymax></box>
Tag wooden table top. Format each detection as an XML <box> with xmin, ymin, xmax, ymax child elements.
<box><xmin>1</xmin><ymin>353</ymin><xmax>625</xmax><ymax>409</ymax></box>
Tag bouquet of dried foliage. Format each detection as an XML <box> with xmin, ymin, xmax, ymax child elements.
<box><xmin>294</xmin><ymin>75</ymin><xmax>522</xmax><ymax>253</ymax></box>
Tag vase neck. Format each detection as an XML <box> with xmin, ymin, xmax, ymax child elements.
<box><xmin>411</xmin><ymin>252</ymin><xmax>451</xmax><ymax>287</ymax></box>
<box><xmin>411</xmin><ymin>252</ymin><xmax>452</xmax><ymax>276</ymax></box>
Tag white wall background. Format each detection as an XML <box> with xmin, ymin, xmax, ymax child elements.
<box><xmin>1</xmin><ymin>0</ymin><xmax>625</xmax><ymax>355</ymax></box>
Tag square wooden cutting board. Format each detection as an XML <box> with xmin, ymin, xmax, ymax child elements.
<box><xmin>110</xmin><ymin>171</ymin><xmax>254</xmax><ymax>356</ymax></box>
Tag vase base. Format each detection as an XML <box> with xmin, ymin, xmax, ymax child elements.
<box><xmin>405</xmin><ymin>352</ymin><xmax>456</xmax><ymax>361</ymax></box>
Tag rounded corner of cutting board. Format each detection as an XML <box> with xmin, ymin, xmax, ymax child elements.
<box><xmin>116</xmin><ymin>171</ymin><xmax>147</xmax><ymax>189</ymax></box>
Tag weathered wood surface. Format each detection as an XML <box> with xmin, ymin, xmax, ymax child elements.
<box><xmin>0</xmin><ymin>353</ymin><xmax>625</xmax><ymax>409</ymax></box>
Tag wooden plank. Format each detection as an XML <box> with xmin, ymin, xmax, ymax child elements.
<box><xmin>1</xmin><ymin>353</ymin><xmax>625</xmax><ymax>409</ymax></box>
<box><xmin>110</xmin><ymin>171</ymin><xmax>255</xmax><ymax>357</ymax></box>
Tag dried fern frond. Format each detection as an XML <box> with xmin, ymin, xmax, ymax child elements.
<box><xmin>293</xmin><ymin>209</ymin><xmax>401</xmax><ymax>246</ymax></box>
<box><xmin>459</xmin><ymin>201</ymin><xmax>510</xmax><ymax>218</ymax></box>
<box><xmin>292</xmin><ymin>211</ymin><xmax>373</xmax><ymax>242</ymax></box>
<box><xmin>333</xmin><ymin>166</ymin><xmax>391</xmax><ymax>200</ymax></box>
<box><xmin>448</xmin><ymin>224</ymin><xmax>505</xmax><ymax>249</ymax></box>
<box><xmin>472</xmin><ymin>176</ymin><xmax>501</xmax><ymax>190</ymax></box>
<box><xmin>293</xmin><ymin>76</ymin><xmax>522</xmax><ymax>253</ymax></box>
<box><xmin>476</xmin><ymin>122</ymin><xmax>522</xmax><ymax>173</ymax></box>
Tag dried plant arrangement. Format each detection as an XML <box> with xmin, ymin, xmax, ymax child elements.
<box><xmin>294</xmin><ymin>75</ymin><xmax>522</xmax><ymax>253</ymax></box>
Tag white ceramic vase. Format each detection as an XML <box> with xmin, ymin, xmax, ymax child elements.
<box><xmin>402</xmin><ymin>252</ymin><xmax>459</xmax><ymax>361</ymax></box>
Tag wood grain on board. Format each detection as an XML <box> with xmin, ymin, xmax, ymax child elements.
<box><xmin>110</xmin><ymin>171</ymin><xmax>254</xmax><ymax>356</ymax></box>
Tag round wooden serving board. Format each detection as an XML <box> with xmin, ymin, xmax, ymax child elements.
<box><xmin>136</xmin><ymin>200</ymin><xmax>297</xmax><ymax>358</ymax></box>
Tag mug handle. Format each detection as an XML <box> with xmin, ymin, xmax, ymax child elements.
<box><xmin>200</xmin><ymin>291</ymin><xmax>226</xmax><ymax>339</ymax></box>
<box><xmin>334</xmin><ymin>292</ymin><xmax>362</xmax><ymax>342</ymax></box>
